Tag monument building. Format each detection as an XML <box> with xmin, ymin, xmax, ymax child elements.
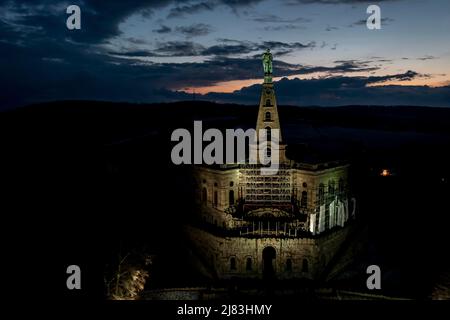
<box><xmin>187</xmin><ymin>50</ymin><xmax>356</xmax><ymax>280</ymax></box>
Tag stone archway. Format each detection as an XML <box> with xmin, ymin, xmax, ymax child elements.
<box><xmin>262</xmin><ymin>246</ymin><xmax>276</xmax><ymax>279</ymax></box>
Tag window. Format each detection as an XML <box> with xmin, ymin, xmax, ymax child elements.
<box><xmin>265</xmin><ymin>112</ymin><xmax>271</xmax><ymax>121</ymax></box>
<box><xmin>301</xmin><ymin>191</ymin><xmax>307</xmax><ymax>208</ymax></box>
<box><xmin>302</xmin><ymin>259</ymin><xmax>309</xmax><ymax>272</ymax></box>
<box><xmin>229</xmin><ymin>181</ymin><xmax>234</xmax><ymax>187</ymax></box>
<box><xmin>328</xmin><ymin>180</ymin><xmax>335</xmax><ymax>196</ymax></box>
<box><xmin>214</xmin><ymin>182</ymin><xmax>218</xmax><ymax>187</ymax></box>
<box><xmin>230</xmin><ymin>257</ymin><xmax>236</xmax><ymax>270</ymax></box>
<box><xmin>339</xmin><ymin>178</ymin><xmax>344</xmax><ymax>193</ymax></box>
<box><xmin>318</xmin><ymin>184</ymin><xmax>325</xmax><ymax>205</ymax></box>
<box><xmin>246</xmin><ymin>257</ymin><xmax>252</xmax><ymax>271</ymax></box>
<box><xmin>303</xmin><ymin>182</ymin><xmax>307</xmax><ymax>188</ymax></box>
<box><xmin>266</xmin><ymin>147</ymin><xmax>272</xmax><ymax>158</ymax></box>
<box><xmin>286</xmin><ymin>259</ymin><xmax>292</xmax><ymax>272</ymax></box>
<box><xmin>214</xmin><ymin>191</ymin><xmax>218</xmax><ymax>207</ymax></box>
<box><xmin>229</xmin><ymin>190</ymin><xmax>235</xmax><ymax>206</ymax></box>
<box><xmin>202</xmin><ymin>187</ymin><xmax>207</xmax><ymax>203</ymax></box>
<box><xmin>265</xmin><ymin>126</ymin><xmax>271</xmax><ymax>141</ymax></box>
<box><xmin>265</xmin><ymin>99</ymin><xmax>272</xmax><ymax>107</ymax></box>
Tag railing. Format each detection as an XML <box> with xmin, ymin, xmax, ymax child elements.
<box><xmin>239</xmin><ymin>227</ymin><xmax>307</xmax><ymax>238</ymax></box>
<box><xmin>234</xmin><ymin>220</ymin><xmax>309</xmax><ymax>238</ymax></box>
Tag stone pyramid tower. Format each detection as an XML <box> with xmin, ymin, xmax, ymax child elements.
<box><xmin>255</xmin><ymin>49</ymin><xmax>286</xmax><ymax>164</ymax></box>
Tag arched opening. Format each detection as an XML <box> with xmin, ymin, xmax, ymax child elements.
<box><xmin>230</xmin><ymin>257</ymin><xmax>236</xmax><ymax>270</ymax></box>
<box><xmin>286</xmin><ymin>258</ymin><xmax>292</xmax><ymax>272</ymax></box>
<box><xmin>301</xmin><ymin>191</ymin><xmax>307</xmax><ymax>208</ymax></box>
<box><xmin>265</xmin><ymin>99</ymin><xmax>272</xmax><ymax>107</ymax></box>
<box><xmin>229</xmin><ymin>190</ymin><xmax>235</xmax><ymax>206</ymax></box>
<box><xmin>246</xmin><ymin>257</ymin><xmax>252</xmax><ymax>271</ymax></box>
<box><xmin>302</xmin><ymin>259</ymin><xmax>309</xmax><ymax>272</ymax></box>
<box><xmin>265</xmin><ymin>112</ymin><xmax>271</xmax><ymax>121</ymax></box>
<box><xmin>262</xmin><ymin>246</ymin><xmax>276</xmax><ymax>279</ymax></box>
<box><xmin>213</xmin><ymin>191</ymin><xmax>218</xmax><ymax>207</ymax></box>
<box><xmin>202</xmin><ymin>187</ymin><xmax>207</xmax><ymax>203</ymax></box>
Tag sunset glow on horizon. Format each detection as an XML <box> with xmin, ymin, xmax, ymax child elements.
<box><xmin>184</xmin><ymin>70</ymin><xmax>450</xmax><ymax>95</ymax></box>
<box><xmin>1</xmin><ymin>0</ymin><xmax>449</xmax><ymax>108</ymax></box>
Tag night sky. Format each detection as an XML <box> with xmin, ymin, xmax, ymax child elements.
<box><xmin>1</xmin><ymin>0</ymin><xmax>449</xmax><ymax>109</ymax></box>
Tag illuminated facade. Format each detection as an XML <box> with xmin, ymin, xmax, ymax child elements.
<box><xmin>187</xmin><ymin>54</ymin><xmax>356</xmax><ymax>280</ymax></box>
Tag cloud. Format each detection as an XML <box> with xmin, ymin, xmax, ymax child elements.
<box><xmin>0</xmin><ymin>36</ymin><xmax>371</xmax><ymax>109</ymax></box>
<box><xmin>153</xmin><ymin>25</ymin><xmax>172</xmax><ymax>34</ymax></box>
<box><xmin>350</xmin><ymin>17</ymin><xmax>394</xmax><ymax>27</ymax></box>
<box><xmin>263</xmin><ymin>24</ymin><xmax>306</xmax><ymax>31</ymax></box>
<box><xmin>175</xmin><ymin>23</ymin><xmax>213</xmax><ymax>37</ymax></box>
<box><xmin>368</xmin><ymin>56</ymin><xmax>393</xmax><ymax>63</ymax></box>
<box><xmin>202</xmin><ymin>42</ymin><xmax>256</xmax><ymax>55</ymax></box>
<box><xmin>154</xmin><ymin>41</ymin><xmax>206</xmax><ymax>56</ymax></box>
<box><xmin>417</xmin><ymin>55</ymin><xmax>437</xmax><ymax>61</ymax></box>
<box><xmin>167</xmin><ymin>0</ymin><xmax>264</xmax><ymax>18</ymax></box>
<box><xmin>167</xmin><ymin>2</ymin><xmax>215</xmax><ymax>18</ymax></box>
<box><xmin>125</xmin><ymin>37</ymin><xmax>150</xmax><ymax>45</ymax></box>
<box><xmin>367</xmin><ymin>70</ymin><xmax>425</xmax><ymax>83</ymax></box>
<box><xmin>108</xmin><ymin>49</ymin><xmax>158</xmax><ymax>57</ymax></box>
<box><xmin>252</xmin><ymin>14</ymin><xmax>311</xmax><ymax>23</ymax></box>
<box><xmin>108</xmin><ymin>38</ymin><xmax>316</xmax><ymax>59</ymax></box>
<box><xmin>152</xmin><ymin>23</ymin><xmax>213</xmax><ymax>37</ymax></box>
<box><xmin>0</xmin><ymin>0</ymin><xmax>191</xmax><ymax>47</ymax></box>
<box><xmin>153</xmin><ymin>23</ymin><xmax>213</xmax><ymax>38</ymax></box>
<box><xmin>202</xmin><ymin>73</ymin><xmax>450</xmax><ymax>107</ymax></box>
<box><xmin>299</xmin><ymin>59</ymin><xmax>378</xmax><ymax>74</ymax></box>
<box><xmin>1</xmin><ymin>34</ymin><xmax>447</xmax><ymax>110</ymax></box>
<box><xmin>0</xmin><ymin>0</ymin><xmax>446</xmax><ymax>110</ymax></box>
<box><xmin>0</xmin><ymin>0</ymin><xmax>267</xmax><ymax>45</ymax></box>
<box><xmin>201</xmin><ymin>39</ymin><xmax>315</xmax><ymax>56</ymax></box>
<box><xmin>110</xmin><ymin>39</ymin><xmax>316</xmax><ymax>57</ymax></box>
<box><xmin>263</xmin><ymin>41</ymin><xmax>315</xmax><ymax>50</ymax></box>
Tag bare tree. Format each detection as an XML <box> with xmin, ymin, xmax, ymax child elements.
<box><xmin>105</xmin><ymin>249</ymin><xmax>152</xmax><ymax>300</ymax></box>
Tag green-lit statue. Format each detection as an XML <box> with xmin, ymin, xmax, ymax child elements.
<box><xmin>262</xmin><ymin>48</ymin><xmax>273</xmax><ymax>75</ymax></box>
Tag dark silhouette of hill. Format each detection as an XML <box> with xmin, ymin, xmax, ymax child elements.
<box><xmin>3</xmin><ymin>100</ymin><xmax>450</xmax><ymax>145</ymax></box>
<box><xmin>2</xmin><ymin>100</ymin><xmax>450</xmax><ymax>301</ymax></box>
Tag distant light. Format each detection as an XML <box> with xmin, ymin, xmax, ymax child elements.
<box><xmin>381</xmin><ymin>169</ymin><xmax>390</xmax><ymax>177</ymax></box>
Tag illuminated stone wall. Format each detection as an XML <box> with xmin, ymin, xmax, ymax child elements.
<box><xmin>193</xmin><ymin>166</ymin><xmax>240</xmax><ymax>228</ymax></box>
<box><xmin>193</xmin><ymin>163</ymin><xmax>352</xmax><ymax>234</ymax></box>
<box><xmin>186</xmin><ymin>225</ymin><xmax>352</xmax><ymax>280</ymax></box>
